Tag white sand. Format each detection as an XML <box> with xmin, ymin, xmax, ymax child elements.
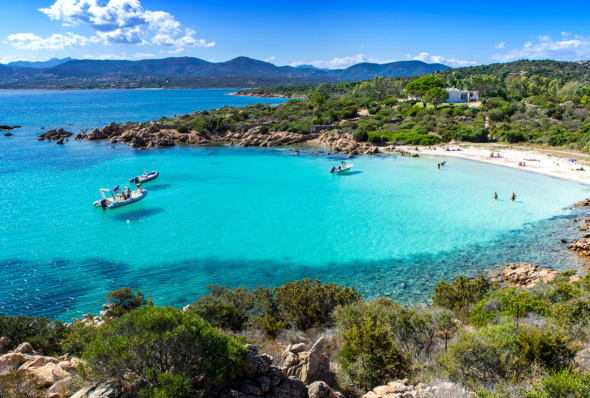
<box><xmin>397</xmin><ymin>143</ymin><xmax>590</xmax><ymax>186</ymax></box>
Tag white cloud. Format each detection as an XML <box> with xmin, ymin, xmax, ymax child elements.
<box><xmin>36</xmin><ymin>0</ymin><xmax>214</xmax><ymax>47</ymax></box>
<box><xmin>264</xmin><ymin>56</ymin><xmax>275</xmax><ymax>63</ymax></box>
<box><xmin>494</xmin><ymin>41</ymin><xmax>505</xmax><ymax>49</ymax></box>
<box><xmin>406</xmin><ymin>52</ymin><xmax>478</xmax><ymax>67</ymax></box>
<box><xmin>290</xmin><ymin>54</ymin><xmax>394</xmax><ymax>69</ymax></box>
<box><xmin>492</xmin><ymin>34</ymin><xmax>590</xmax><ymax>62</ymax></box>
<box><xmin>83</xmin><ymin>52</ymin><xmax>155</xmax><ymax>60</ymax></box>
<box><xmin>8</xmin><ymin>32</ymin><xmax>98</xmax><ymax>51</ymax></box>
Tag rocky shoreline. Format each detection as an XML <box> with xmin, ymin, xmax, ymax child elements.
<box><xmin>39</xmin><ymin>121</ymin><xmax>420</xmax><ymax>158</ymax></box>
<box><xmin>228</xmin><ymin>92</ymin><xmax>298</xmax><ymax>99</ymax></box>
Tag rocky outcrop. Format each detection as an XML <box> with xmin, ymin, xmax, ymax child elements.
<box><xmin>231</xmin><ymin>344</ymin><xmax>310</xmax><ymax>398</ymax></box>
<box><xmin>280</xmin><ymin>338</ymin><xmax>338</xmax><ymax>389</ymax></box>
<box><xmin>70</xmin><ymin>380</ymin><xmax>123</xmax><ymax>398</ymax></box>
<box><xmin>574</xmin><ymin>199</ymin><xmax>590</xmax><ymax>207</ymax></box>
<box><xmin>362</xmin><ymin>379</ymin><xmax>469</xmax><ymax>398</ymax></box>
<box><xmin>489</xmin><ymin>263</ymin><xmax>580</xmax><ymax>288</ymax></box>
<box><xmin>0</xmin><ymin>342</ymin><xmax>84</xmax><ymax>395</ymax></box>
<box><xmin>38</xmin><ymin>128</ymin><xmax>73</xmax><ymax>141</ymax></box>
<box><xmin>0</xmin><ymin>125</ymin><xmax>19</xmax><ymax>131</ymax></box>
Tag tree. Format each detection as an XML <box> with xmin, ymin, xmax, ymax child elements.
<box><xmin>106</xmin><ymin>287</ymin><xmax>151</xmax><ymax>317</ymax></box>
<box><xmin>424</xmin><ymin>87</ymin><xmax>449</xmax><ymax>109</ymax></box>
<box><xmin>405</xmin><ymin>76</ymin><xmax>445</xmax><ymax>105</ymax></box>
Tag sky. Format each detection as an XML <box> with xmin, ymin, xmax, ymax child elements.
<box><xmin>2</xmin><ymin>0</ymin><xmax>590</xmax><ymax>68</ymax></box>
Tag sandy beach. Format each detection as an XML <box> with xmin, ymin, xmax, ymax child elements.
<box><xmin>399</xmin><ymin>143</ymin><xmax>590</xmax><ymax>186</ymax></box>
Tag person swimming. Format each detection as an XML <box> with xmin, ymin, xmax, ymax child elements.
<box><xmin>511</xmin><ymin>192</ymin><xmax>516</xmax><ymax>201</ymax></box>
<box><xmin>494</xmin><ymin>193</ymin><xmax>498</xmax><ymax>200</ymax></box>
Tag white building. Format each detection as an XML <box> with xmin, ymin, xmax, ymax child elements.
<box><xmin>445</xmin><ymin>88</ymin><xmax>478</xmax><ymax>103</ymax></box>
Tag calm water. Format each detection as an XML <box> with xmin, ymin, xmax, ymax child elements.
<box><xmin>1</xmin><ymin>89</ymin><xmax>590</xmax><ymax>321</ymax></box>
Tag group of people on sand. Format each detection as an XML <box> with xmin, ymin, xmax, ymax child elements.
<box><xmin>494</xmin><ymin>192</ymin><xmax>516</xmax><ymax>201</ymax></box>
<box><xmin>490</xmin><ymin>152</ymin><xmax>502</xmax><ymax>158</ymax></box>
<box><xmin>445</xmin><ymin>147</ymin><xmax>462</xmax><ymax>152</ymax></box>
<box><xmin>518</xmin><ymin>162</ymin><xmax>527</xmax><ymax>167</ymax></box>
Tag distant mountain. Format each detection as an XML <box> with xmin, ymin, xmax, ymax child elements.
<box><xmin>294</xmin><ymin>64</ymin><xmax>331</xmax><ymax>72</ymax></box>
<box><xmin>7</xmin><ymin>57</ymin><xmax>72</xmax><ymax>69</ymax></box>
<box><xmin>0</xmin><ymin>56</ymin><xmax>451</xmax><ymax>89</ymax></box>
<box><xmin>329</xmin><ymin>60</ymin><xmax>451</xmax><ymax>80</ymax></box>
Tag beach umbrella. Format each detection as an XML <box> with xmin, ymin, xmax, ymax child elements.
<box><xmin>568</xmin><ymin>159</ymin><xmax>577</xmax><ymax>162</ymax></box>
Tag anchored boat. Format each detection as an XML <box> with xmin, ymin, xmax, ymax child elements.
<box><xmin>329</xmin><ymin>163</ymin><xmax>354</xmax><ymax>174</ymax></box>
<box><xmin>130</xmin><ymin>171</ymin><xmax>159</xmax><ymax>183</ymax></box>
<box><xmin>93</xmin><ymin>187</ymin><xmax>147</xmax><ymax>209</ymax></box>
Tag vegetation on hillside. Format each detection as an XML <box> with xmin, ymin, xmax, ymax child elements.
<box><xmin>5</xmin><ymin>273</ymin><xmax>590</xmax><ymax>396</ymax></box>
<box><xmin>226</xmin><ymin>60</ymin><xmax>590</xmax><ymax>151</ymax></box>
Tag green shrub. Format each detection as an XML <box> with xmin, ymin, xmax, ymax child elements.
<box><xmin>273</xmin><ymin>279</ymin><xmax>362</xmax><ymax>330</ymax></box>
<box><xmin>514</xmin><ymin>326</ymin><xmax>574</xmax><ymax>371</ymax></box>
<box><xmin>258</xmin><ymin>126</ymin><xmax>269</xmax><ymax>134</ymax></box>
<box><xmin>337</xmin><ymin>316</ymin><xmax>407</xmax><ymax>390</ymax></box>
<box><xmin>432</xmin><ymin>274</ymin><xmax>497</xmax><ymax>315</ymax></box>
<box><xmin>176</xmin><ymin>125</ymin><xmax>189</xmax><ymax>134</ymax></box>
<box><xmin>0</xmin><ymin>315</ymin><xmax>68</xmax><ymax>356</ymax></box>
<box><xmin>469</xmin><ymin>288</ymin><xmax>550</xmax><ymax>327</ymax></box>
<box><xmin>353</xmin><ymin>130</ymin><xmax>369</xmax><ymax>142</ymax></box>
<box><xmin>106</xmin><ymin>287</ymin><xmax>151</xmax><ymax>317</ymax></box>
<box><xmin>0</xmin><ymin>370</ymin><xmax>46</xmax><ymax>398</ymax></box>
<box><xmin>367</xmin><ymin>131</ymin><xmax>384</xmax><ymax>143</ymax></box>
<box><xmin>524</xmin><ymin>370</ymin><xmax>590</xmax><ymax>398</ymax></box>
<box><xmin>189</xmin><ymin>295</ymin><xmax>245</xmax><ymax>331</ymax></box>
<box><xmin>440</xmin><ymin>323</ymin><xmax>520</xmax><ymax>385</ymax></box>
<box><xmin>550</xmin><ymin>298</ymin><xmax>590</xmax><ymax>327</ymax></box>
<box><xmin>81</xmin><ymin>306</ymin><xmax>247</xmax><ymax>396</ymax></box>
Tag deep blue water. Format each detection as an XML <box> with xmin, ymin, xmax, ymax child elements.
<box><xmin>1</xmin><ymin>89</ymin><xmax>590</xmax><ymax>321</ymax></box>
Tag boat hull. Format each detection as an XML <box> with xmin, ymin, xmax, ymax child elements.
<box><xmin>93</xmin><ymin>190</ymin><xmax>147</xmax><ymax>209</ymax></box>
<box><xmin>330</xmin><ymin>165</ymin><xmax>353</xmax><ymax>174</ymax></box>
<box><xmin>130</xmin><ymin>171</ymin><xmax>159</xmax><ymax>183</ymax></box>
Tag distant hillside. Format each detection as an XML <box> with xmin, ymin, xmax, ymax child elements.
<box><xmin>0</xmin><ymin>56</ymin><xmax>450</xmax><ymax>89</ymax></box>
<box><xmin>438</xmin><ymin>59</ymin><xmax>590</xmax><ymax>82</ymax></box>
<box><xmin>7</xmin><ymin>57</ymin><xmax>72</xmax><ymax>69</ymax></box>
<box><xmin>330</xmin><ymin>60</ymin><xmax>450</xmax><ymax>80</ymax></box>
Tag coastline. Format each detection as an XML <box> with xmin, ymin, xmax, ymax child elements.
<box><xmin>398</xmin><ymin>143</ymin><xmax>590</xmax><ymax>187</ymax></box>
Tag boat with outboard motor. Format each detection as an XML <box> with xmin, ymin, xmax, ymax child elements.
<box><xmin>130</xmin><ymin>171</ymin><xmax>159</xmax><ymax>183</ymax></box>
<box><xmin>93</xmin><ymin>187</ymin><xmax>147</xmax><ymax>209</ymax></box>
<box><xmin>329</xmin><ymin>162</ymin><xmax>353</xmax><ymax>174</ymax></box>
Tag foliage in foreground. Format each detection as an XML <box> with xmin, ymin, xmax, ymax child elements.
<box><xmin>189</xmin><ymin>279</ymin><xmax>361</xmax><ymax>336</ymax></box>
<box><xmin>79</xmin><ymin>306</ymin><xmax>247</xmax><ymax>396</ymax></box>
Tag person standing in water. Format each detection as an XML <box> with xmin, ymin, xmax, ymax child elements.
<box><xmin>511</xmin><ymin>192</ymin><xmax>516</xmax><ymax>201</ymax></box>
<box><xmin>494</xmin><ymin>193</ymin><xmax>498</xmax><ymax>200</ymax></box>
<box><xmin>437</xmin><ymin>163</ymin><xmax>440</xmax><ymax>170</ymax></box>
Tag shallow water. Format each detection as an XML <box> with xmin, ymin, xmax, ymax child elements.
<box><xmin>1</xmin><ymin>89</ymin><xmax>590</xmax><ymax>320</ymax></box>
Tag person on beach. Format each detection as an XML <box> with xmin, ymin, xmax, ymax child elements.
<box><xmin>512</xmin><ymin>193</ymin><xmax>516</xmax><ymax>201</ymax></box>
<box><xmin>490</xmin><ymin>152</ymin><xmax>494</xmax><ymax>158</ymax></box>
<box><xmin>494</xmin><ymin>193</ymin><xmax>498</xmax><ymax>200</ymax></box>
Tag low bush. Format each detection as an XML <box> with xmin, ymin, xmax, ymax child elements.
<box><xmin>469</xmin><ymin>289</ymin><xmax>550</xmax><ymax>327</ymax></box>
<box><xmin>81</xmin><ymin>306</ymin><xmax>247</xmax><ymax>396</ymax></box>
<box><xmin>337</xmin><ymin>316</ymin><xmax>407</xmax><ymax>391</ymax></box>
<box><xmin>432</xmin><ymin>274</ymin><xmax>497</xmax><ymax>316</ymax></box>
<box><xmin>353</xmin><ymin>130</ymin><xmax>369</xmax><ymax>142</ymax></box>
<box><xmin>0</xmin><ymin>315</ymin><xmax>68</xmax><ymax>356</ymax></box>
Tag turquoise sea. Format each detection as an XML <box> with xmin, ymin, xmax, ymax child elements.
<box><xmin>1</xmin><ymin>89</ymin><xmax>590</xmax><ymax>321</ymax></box>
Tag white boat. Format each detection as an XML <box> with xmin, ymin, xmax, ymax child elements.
<box><xmin>93</xmin><ymin>188</ymin><xmax>147</xmax><ymax>209</ymax></box>
<box><xmin>130</xmin><ymin>171</ymin><xmax>159</xmax><ymax>183</ymax></box>
<box><xmin>329</xmin><ymin>164</ymin><xmax>354</xmax><ymax>174</ymax></box>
